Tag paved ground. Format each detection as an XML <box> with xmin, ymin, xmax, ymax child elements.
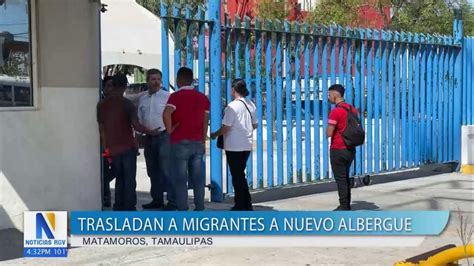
<box><xmin>1</xmin><ymin>170</ymin><xmax>472</xmax><ymax>265</ymax></box>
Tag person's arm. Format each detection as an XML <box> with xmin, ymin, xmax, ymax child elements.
<box><xmin>125</xmin><ymin>99</ymin><xmax>157</xmax><ymax>135</ymax></box>
<box><xmin>131</xmin><ymin>116</ymin><xmax>156</xmax><ymax>135</ymax></box>
<box><xmin>327</xmin><ymin>109</ymin><xmax>338</xmax><ymax>138</ymax></box>
<box><xmin>202</xmin><ymin>96</ymin><xmax>211</xmax><ymax>143</ymax></box>
<box><xmin>251</xmin><ymin>102</ymin><xmax>258</xmax><ymax>129</ymax></box>
<box><xmin>210</xmin><ymin>105</ymin><xmax>234</xmax><ymax>139</ymax></box>
<box><xmin>326</xmin><ymin>125</ymin><xmax>336</xmax><ymax>138</ymax></box>
<box><xmin>163</xmin><ymin>105</ymin><xmax>179</xmax><ymax>134</ymax></box>
<box><xmin>97</xmin><ymin>103</ymin><xmax>107</xmax><ymax>149</ymax></box>
<box><xmin>98</xmin><ymin>124</ymin><xmax>106</xmax><ymax>149</ymax></box>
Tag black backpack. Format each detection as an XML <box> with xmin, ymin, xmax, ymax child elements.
<box><xmin>337</xmin><ymin>105</ymin><xmax>365</xmax><ymax>147</ymax></box>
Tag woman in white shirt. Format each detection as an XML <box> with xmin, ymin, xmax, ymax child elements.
<box><xmin>211</xmin><ymin>79</ymin><xmax>258</xmax><ymax>211</ymax></box>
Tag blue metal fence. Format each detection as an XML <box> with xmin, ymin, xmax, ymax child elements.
<box><xmin>159</xmin><ymin>1</ymin><xmax>472</xmax><ymax>201</ymax></box>
<box><xmin>463</xmin><ymin>37</ymin><xmax>474</xmax><ymax>125</ymax></box>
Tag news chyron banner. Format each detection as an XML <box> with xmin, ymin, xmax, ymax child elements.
<box><xmin>68</xmin><ymin>211</ymin><xmax>449</xmax><ymax>248</ymax></box>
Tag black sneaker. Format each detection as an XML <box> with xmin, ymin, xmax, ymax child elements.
<box><xmin>142</xmin><ymin>202</ymin><xmax>165</xmax><ymax>209</ymax></box>
<box><xmin>333</xmin><ymin>206</ymin><xmax>351</xmax><ymax>211</ymax></box>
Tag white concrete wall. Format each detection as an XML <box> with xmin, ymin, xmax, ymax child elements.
<box><xmin>0</xmin><ymin>0</ymin><xmax>101</xmax><ymax>230</ymax></box>
<box><xmin>461</xmin><ymin>125</ymin><xmax>474</xmax><ymax>165</ymax></box>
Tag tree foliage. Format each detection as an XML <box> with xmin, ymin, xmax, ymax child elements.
<box><xmin>255</xmin><ymin>0</ymin><xmax>289</xmax><ymax>21</ymax></box>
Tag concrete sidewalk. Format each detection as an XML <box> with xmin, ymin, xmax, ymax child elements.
<box><xmin>2</xmin><ymin>172</ymin><xmax>473</xmax><ymax>265</ymax></box>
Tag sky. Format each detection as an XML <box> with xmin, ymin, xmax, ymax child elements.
<box><xmin>0</xmin><ymin>0</ymin><xmax>29</xmax><ymax>42</ymax></box>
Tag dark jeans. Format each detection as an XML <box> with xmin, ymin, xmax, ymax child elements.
<box><xmin>170</xmin><ymin>141</ymin><xmax>205</xmax><ymax>211</ymax></box>
<box><xmin>111</xmin><ymin>148</ymin><xmax>137</xmax><ymax>211</ymax></box>
<box><xmin>144</xmin><ymin>133</ymin><xmax>171</xmax><ymax>205</ymax></box>
<box><xmin>102</xmin><ymin>157</ymin><xmax>115</xmax><ymax>205</ymax></box>
<box><xmin>330</xmin><ymin>148</ymin><xmax>356</xmax><ymax>210</ymax></box>
<box><xmin>226</xmin><ymin>151</ymin><xmax>252</xmax><ymax>210</ymax></box>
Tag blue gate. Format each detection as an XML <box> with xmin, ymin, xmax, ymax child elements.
<box><xmin>463</xmin><ymin>36</ymin><xmax>474</xmax><ymax>125</ymax></box>
<box><xmin>158</xmin><ymin>1</ymin><xmax>471</xmax><ymax>201</ymax></box>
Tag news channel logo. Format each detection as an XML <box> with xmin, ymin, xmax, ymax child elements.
<box><xmin>23</xmin><ymin>211</ymin><xmax>68</xmax><ymax>257</ymax></box>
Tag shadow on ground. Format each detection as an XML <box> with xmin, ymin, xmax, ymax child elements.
<box><xmin>235</xmin><ymin>162</ymin><xmax>457</xmax><ymax>204</ymax></box>
<box><xmin>0</xmin><ymin>206</ymin><xmax>23</xmax><ymax>262</ymax></box>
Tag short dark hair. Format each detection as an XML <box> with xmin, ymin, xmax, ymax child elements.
<box><xmin>176</xmin><ymin>67</ymin><xmax>194</xmax><ymax>86</ymax></box>
<box><xmin>146</xmin><ymin>68</ymin><xmax>162</xmax><ymax>81</ymax></box>
<box><xmin>113</xmin><ymin>73</ymin><xmax>128</xmax><ymax>88</ymax></box>
<box><xmin>232</xmin><ymin>79</ymin><xmax>249</xmax><ymax>97</ymax></box>
<box><xmin>328</xmin><ymin>84</ymin><xmax>345</xmax><ymax>97</ymax></box>
<box><xmin>102</xmin><ymin>76</ymin><xmax>113</xmax><ymax>87</ymax></box>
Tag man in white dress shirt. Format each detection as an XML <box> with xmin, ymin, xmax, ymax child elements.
<box><xmin>138</xmin><ymin>69</ymin><xmax>173</xmax><ymax>209</ymax></box>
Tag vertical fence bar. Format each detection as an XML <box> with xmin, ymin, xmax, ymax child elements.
<box><xmin>303</xmin><ymin>24</ymin><xmax>312</xmax><ymax>182</ymax></box>
<box><xmin>438</xmin><ymin>41</ymin><xmax>445</xmax><ymax>162</ymax></box>
<box><xmin>197</xmin><ymin>6</ymin><xmax>205</xmax><ymax>94</ymax></box>
<box><xmin>448</xmin><ymin>42</ymin><xmax>454</xmax><ymax>161</ymax></box>
<box><xmin>443</xmin><ymin>37</ymin><xmax>450</xmax><ymax>162</ymax></box>
<box><xmin>346</xmin><ymin>28</ymin><xmax>353</xmax><ymax>105</ymax></box>
<box><xmin>313</xmin><ymin>29</ymin><xmax>321</xmax><ymax>180</ymax></box>
<box><xmin>173</xmin><ymin>4</ymin><xmax>181</xmax><ymax>75</ymax></box>
<box><xmin>381</xmin><ymin>31</ymin><xmax>388</xmax><ymax>171</ymax></box>
<box><xmin>432</xmin><ymin>39</ymin><xmax>439</xmax><ymax>162</ymax></box>
<box><xmin>275</xmin><ymin>20</ymin><xmax>284</xmax><ymax>186</ymax></box>
<box><xmin>265</xmin><ymin>20</ymin><xmax>274</xmax><ymax>187</ymax></box>
<box><xmin>367</xmin><ymin>29</ymin><xmax>373</xmax><ymax>174</ymax></box>
<box><xmin>224</xmin><ymin>15</ymin><xmax>232</xmax><ymax>194</ymax></box>
<box><xmin>388</xmin><ymin>33</ymin><xmax>394</xmax><ymax>170</ymax></box>
<box><xmin>359</xmin><ymin>30</ymin><xmax>366</xmax><ymax>175</ymax></box>
<box><xmin>285</xmin><ymin>21</ymin><xmax>294</xmax><ymax>184</ymax></box>
<box><xmin>395</xmin><ymin>32</ymin><xmax>401</xmax><ymax>170</ymax></box>
<box><xmin>225</xmin><ymin>16</ymin><xmax>232</xmax><ymax>104</ymax></box>
<box><xmin>338</xmin><ymin>26</ymin><xmax>344</xmax><ymax>84</ymax></box>
<box><xmin>295</xmin><ymin>24</ymin><xmax>303</xmax><ymax>182</ymax></box>
<box><xmin>453</xmin><ymin>12</ymin><xmax>463</xmax><ymax>162</ymax></box>
<box><xmin>322</xmin><ymin>26</ymin><xmax>329</xmax><ymax>178</ymax></box>
<box><xmin>354</xmin><ymin>31</ymin><xmax>362</xmax><ymax>175</ymax></box>
<box><xmin>160</xmin><ymin>3</ymin><xmax>170</xmax><ymax>90</ymax></box>
<box><xmin>255</xmin><ymin>18</ymin><xmax>264</xmax><ymax>188</ymax></box>
<box><xmin>196</xmin><ymin>5</ymin><xmax>206</xmax><ymax>182</ymax></box>
<box><xmin>426</xmin><ymin>36</ymin><xmax>433</xmax><ymax>163</ymax></box>
<box><xmin>208</xmin><ymin>0</ymin><xmax>222</xmax><ymax>201</ymax></box>
<box><xmin>374</xmin><ymin>30</ymin><xmax>381</xmax><ymax>173</ymax></box>
<box><xmin>469</xmin><ymin>39</ymin><xmax>473</xmax><ymax>125</ymax></box>
<box><xmin>185</xmin><ymin>5</ymin><xmax>194</xmax><ymax>69</ymax></box>
<box><xmin>244</xmin><ymin>16</ymin><xmax>253</xmax><ymax>187</ymax></box>
<box><xmin>407</xmin><ymin>33</ymin><xmax>414</xmax><ymax>167</ymax></box>
<box><xmin>420</xmin><ymin>35</ymin><xmax>427</xmax><ymax>164</ymax></box>
<box><xmin>401</xmin><ymin>32</ymin><xmax>408</xmax><ymax>168</ymax></box>
<box><xmin>234</xmin><ymin>16</ymin><xmax>242</xmax><ymax>78</ymax></box>
<box><xmin>463</xmin><ymin>39</ymin><xmax>467</xmax><ymax>126</ymax></box>
<box><xmin>413</xmin><ymin>34</ymin><xmax>421</xmax><ymax>166</ymax></box>
<box><xmin>346</xmin><ymin>30</ymin><xmax>354</xmax><ymax>176</ymax></box>
<box><xmin>329</xmin><ymin>25</ymin><xmax>337</xmax><ymax>178</ymax></box>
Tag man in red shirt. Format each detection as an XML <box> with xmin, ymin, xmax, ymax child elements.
<box><xmin>327</xmin><ymin>84</ymin><xmax>358</xmax><ymax>211</ymax></box>
<box><xmin>97</xmin><ymin>73</ymin><xmax>159</xmax><ymax>211</ymax></box>
<box><xmin>163</xmin><ymin>67</ymin><xmax>210</xmax><ymax>211</ymax></box>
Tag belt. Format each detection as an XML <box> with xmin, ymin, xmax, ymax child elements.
<box><xmin>146</xmin><ymin>130</ymin><xmax>166</xmax><ymax>138</ymax></box>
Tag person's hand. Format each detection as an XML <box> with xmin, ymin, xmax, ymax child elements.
<box><xmin>167</xmin><ymin>123</ymin><xmax>180</xmax><ymax>134</ymax></box>
<box><xmin>210</xmin><ymin>132</ymin><xmax>218</xmax><ymax>139</ymax></box>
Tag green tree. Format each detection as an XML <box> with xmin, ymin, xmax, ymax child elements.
<box><xmin>391</xmin><ymin>0</ymin><xmax>474</xmax><ymax>35</ymax></box>
<box><xmin>305</xmin><ymin>0</ymin><xmax>474</xmax><ymax>36</ymax></box>
<box><xmin>305</xmin><ymin>0</ymin><xmax>365</xmax><ymax>26</ymax></box>
<box><xmin>255</xmin><ymin>0</ymin><xmax>289</xmax><ymax>21</ymax></box>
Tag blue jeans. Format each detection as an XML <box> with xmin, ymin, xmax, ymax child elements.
<box><xmin>170</xmin><ymin>141</ymin><xmax>205</xmax><ymax>211</ymax></box>
<box><xmin>111</xmin><ymin>148</ymin><xmax>137</xmax><ymax>211</ymax></box>
<box><xmin>144</xmin><ymin>133</ymin><xmax>171</xmax><ymax>205</ymax></box>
